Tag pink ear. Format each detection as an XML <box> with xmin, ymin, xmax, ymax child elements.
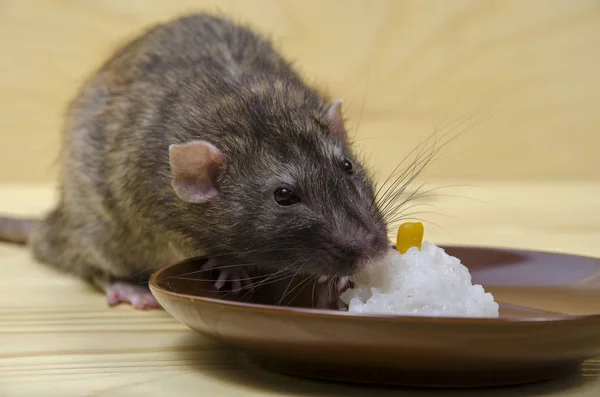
<box><xmin>169</xmin><ymin>140</ymin><xmax>224</xmax><ymax>203</ymax></box>
<box><xmin>324</xmin><ymin>99</ymin><xmax>347</xmax><ymax>140</ymax></box>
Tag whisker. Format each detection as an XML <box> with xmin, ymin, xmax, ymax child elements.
<box><xmin>351</xmin><ymin>68</ymin><xmax>370</xmax><ymax>142</ymax></box>
<box><xmin>276</xmin><ymin>263</ymin><xmax>305</xmax><ymax>306</ymax></box>
<box><xmin>277</xmin><ymin>272</ymin><xmax>314</xmax><ymax>306</ymax></box>
<box><xmin>373</xmin><ymin>105</ymin><xmax>486</xmax><ymax>205</ymax></box>
<box><xmin>374</xmin><ymin>104</ymin><xmax>495</xmax><ymax>212</ymax></box>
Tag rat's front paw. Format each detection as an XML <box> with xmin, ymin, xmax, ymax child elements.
<box><xmin>106</xmin><ymin>281</ymin><xmax>161</xmax><ymax>310</ymax></box>
<box><xmin>314</xmin><ymin>275</ymin><xmax>350</xmax><ymax>310</ymax></box>
<box><xmin>202</xmin><ymin>259</ymin><xmax>251</xmax><ymax>293</ymax></box>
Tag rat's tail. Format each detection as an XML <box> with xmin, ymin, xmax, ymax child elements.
<box><xmin>0</xmin><ymin>216</ymin><xmax>39</xmax><ymax>245</ymax></box>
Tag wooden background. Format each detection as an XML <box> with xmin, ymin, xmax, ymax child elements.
<box><xmin>0</xmin><ymin>0</ymin><xmax>599</xmax><ymax>184</ymax></box>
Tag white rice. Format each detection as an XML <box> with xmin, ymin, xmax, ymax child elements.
<box><xmin>340</xmin><ymin>242</ymin><xmax>499</xmax><ymax>318</ymax></box>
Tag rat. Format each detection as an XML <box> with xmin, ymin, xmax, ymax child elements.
<box><xmin>0</xmin><ymin>13</ymin><xmax>390</xmax><ymax>309</ymax></box>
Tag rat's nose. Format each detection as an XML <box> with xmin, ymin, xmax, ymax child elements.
<box><xmin>340</xmin><ymin>247</ymin><xmax>360</xmax><ymax>263</ymax></box>
<box><xmin>330</xmin><ymin>246</ymin><xmax>360</xmax><ymax>273</ymax></box>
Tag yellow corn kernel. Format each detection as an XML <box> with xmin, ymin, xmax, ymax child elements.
<box><xmin>396</xmin><ymin>222</ymin><xmax>424</xmax><ymax>254</ymax></box>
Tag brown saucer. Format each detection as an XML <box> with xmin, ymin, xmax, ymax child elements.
<box><xmin>149</xmin><ymin>246</ymin><xmax>600</xmax><ymax>387</ymax></box>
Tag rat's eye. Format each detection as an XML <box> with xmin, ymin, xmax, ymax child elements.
<box><xmin>343</xmin><ymin>159</ymin><xmax>354</xmax><ymax>174</ymax></box>
<box><xmin>274</xmin><ymin>188</ymin><xmax>301</xmax><ymax>206</ymax></box>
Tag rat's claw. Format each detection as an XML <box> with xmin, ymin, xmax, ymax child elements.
<box><xmin>317</xmin><ymin>275</ymin><xmax>329</xmax><ymax>284</ymax></box>
<box><xmin>214</xmin><ymin>270</ymin><xmax>229</xmax><ymax>290</ymax></box>
<box><xmin>202</xmin><ymin>259</ymin><xmax>250</xmax><ymax>292</ymax></box>
<box><xmin>337</xmin><ymin>276</ymin><xmax>349</xmax><ymax>291</ymax></box>
<box><xmin>231</xmin><ymin>278</ymin><xmax>242</xmax><ymax>292</ymax></box>
<box><xmin>212</xmin><ymin>266</ymin><xmax>251</xmax><ymax>294</ymax></box>
<box><xmin>202</xmin><ymin>258</ymin><xmax>218</xmax><ymax>270</ymax></box>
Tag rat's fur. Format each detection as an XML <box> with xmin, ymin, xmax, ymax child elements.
<box><xmin>2</xmin><ymin>13</ymin><xmax>389</xmax><ymax>296</ymax></box>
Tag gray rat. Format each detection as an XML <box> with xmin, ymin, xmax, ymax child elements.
<box><xmin>0</xmin><ymin>13</ymin><xmax>389</xmax><ymax>309</ymax></box>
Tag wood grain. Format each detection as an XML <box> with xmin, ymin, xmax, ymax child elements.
<box><xmin>0</xmin><ymin>182</ymin><xmax>599</xmax><ymax>396</ymax></box>
<box><xmin>1</xmin><ymin>0</ymin><xmax>599</xmax><ymax>183</ymax></box>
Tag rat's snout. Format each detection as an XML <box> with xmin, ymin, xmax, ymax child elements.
<box><xmin>330</xmin><ymin>232</ymin><xmax>389</xmax><ymax>277</ymax></box>
<box><xmin>358</xmin><ymin>234</ymin><xmax>389</xmax><ymax>270</ymax></box>
<box><xmin>328</xmin><ymin>247</ymin><xmax>367</xmax><ymax>277</ymax></box>
<box><xmin>325</xmin><ymin>209</ymin><xmax>390</xmax><ymax>276</ymax></box>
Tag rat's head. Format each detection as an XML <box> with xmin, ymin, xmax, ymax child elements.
<box><xmin>168</xmin><ymin>81</ymin><xmax>389</xmax><ymax>279</ymax></box>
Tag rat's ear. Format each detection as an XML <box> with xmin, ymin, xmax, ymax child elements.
<box><xmin>169</xmin><ymin>140</ymin><xmax>224</xmax><ymax>203</ymax></box>
<box><xmin>324</xmin><ymin>99</ymin><xmax>347</xmax><ymax>140</ymax></box>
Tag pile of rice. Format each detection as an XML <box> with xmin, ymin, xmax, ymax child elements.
<box><xmin>340</xmin><ymin>242</ymin><xmax>499</xmax><ymax>318</ymax></box>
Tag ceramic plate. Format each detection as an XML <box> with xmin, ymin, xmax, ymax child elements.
<box><xmin>149</xmin><ymin>246</ymin><xmax>600</xmax><ymax>387</ymax></box>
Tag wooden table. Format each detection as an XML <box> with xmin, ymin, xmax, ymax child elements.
<box><xmin>1</xmin><ymin>182</ymin><xmax>599</xmax><ymax>397</ymax></box>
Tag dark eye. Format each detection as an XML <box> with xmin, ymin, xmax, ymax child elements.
<box><xmin>274</xmin><ymin>188</ymin><xmax>301</xmax><ymax>206</ymax></box>
<box><xmin>343</xmin><ymin>159</ymin><xmax>354</xmax><ymax>174</ymax></box>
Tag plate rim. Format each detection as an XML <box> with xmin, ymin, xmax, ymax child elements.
<box><xmin>149</xmin><ymin>245</ymin><xmax>600</xmax><ymax>325</ymax></box>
